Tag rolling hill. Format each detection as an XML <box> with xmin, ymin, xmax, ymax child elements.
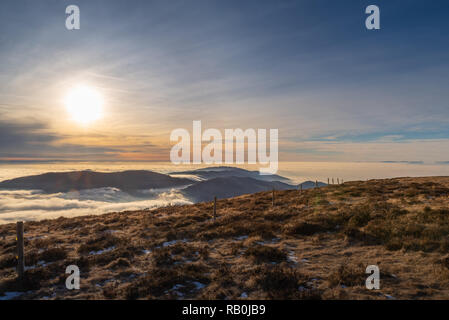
<box><xmin>0</xmin><ymin>170</ymin><xmax>193</xmax><ymax>193</ymax></box>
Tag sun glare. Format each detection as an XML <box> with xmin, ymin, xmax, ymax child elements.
<box><xmin>64</xmin><ymin>85</ymin><xmax>103</xmax><ymax>125</ymax></box>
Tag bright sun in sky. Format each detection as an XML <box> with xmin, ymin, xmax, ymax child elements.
<box><xmin>64</xmin><ymin>85</ymin><xmax>104</xmax><ymax>125</ymax></box>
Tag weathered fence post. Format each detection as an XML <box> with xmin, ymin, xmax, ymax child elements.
<box><xmin>272</xmin><ymin>188</ymin><xmax>275</xmax><ymax>206</ymax></box>
<box><xmin>213</xmin><ymin>196</ymin><xmax>217</xmax><ymax>221</ymax></box>
<box><xmin>16</xmin><ymin>221</ymin><xmax>24</xmax><ymax>280</ymax></box>
<box><xmin>315</xmin><ymin>180</ymin><xmax>318</xmax><ymax>188</ymax></box>
<box><xmin>328</xmin><ymin>178</ymin><xmax>329</xmax><ymax>185</ymax></box>
<box><xmin>337</xmin><ymin>178</ymin><xmax>340</xmax><ymax>184</ymax></box>
<box><xmin>332</xmin><ymin>178</ymin><xmax>334</xmax><ymax>184</ymax></box>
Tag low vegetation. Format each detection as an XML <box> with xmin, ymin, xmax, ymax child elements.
<box><xmin>1</xmin><ymin>176</ymin><xmax>449</xmax><ymax>299</ymax></box>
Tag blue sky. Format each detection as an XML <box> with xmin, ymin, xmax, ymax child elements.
<box><xmin>0</xmin><ymin>0</ymin><xmax>448</xmax><ymax>162</ymax></box>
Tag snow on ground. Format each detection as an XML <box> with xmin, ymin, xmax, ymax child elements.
<box><xmin>89</xmin><ymin>246</ymin><xmax>115</xmax><ymax>255</ymax></box>
<box><xmin>0</xmin><ymin>291</ymin><xmax>23</xmax><ymax>300</ymax></box>
<box><xmin>162</xmin><ymin>239</ymin><xmax>188</xmax><ymax>247</ymax></box>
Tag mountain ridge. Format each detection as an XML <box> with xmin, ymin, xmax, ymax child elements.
<box><xmin>0</xmin><ymin>170</ymin><xmax>193</xmax><ymax>193</ymax></box>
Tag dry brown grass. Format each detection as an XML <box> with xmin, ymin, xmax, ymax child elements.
<box><xmin>1</xmin><ymin>176</ymin><xmax>449</xmax><ymax>299</ymax></box>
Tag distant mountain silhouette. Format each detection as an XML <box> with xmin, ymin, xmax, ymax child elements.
<box><xmin>0</xmin><ymin>170</ymin><xmax>193</xmax><ymax>193</ymax></box>
<box><xmin>0</xmin><ymin>167</ymin><xmax>327</xmax><ymax>203</ymax></box>
<box><xmin>171</xmin><ymin>166</ymin><xmax>290</xmax><ymax>182</ymax></box>
<box><xmin>181</xmin><ymin>176</ymin><xmax>295</xmax><ymax>202</ymax></box>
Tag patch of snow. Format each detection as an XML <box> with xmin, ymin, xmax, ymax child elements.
<box><xmin>287</xmin><ymin>251</ymin><xmax>298</xmax><ymax>263</ymax></box>
<box><xmin>166</xmin><ymin>284</ymin><xmax>186</xmax><ymax>298</ymax></box>
<box><xmin>301</xmin><ymin>258</ymin><xmax>309</xmax><ymax>263</ymax></box>
<box><xmin>184</xmin><ymin>259</ymin><xmax>195</xmax><ymax>263</ymax></box>
<box><xmin>142</xmin><ymin>249</ymin><xmax>151</xmax><ymax>254</ymax></box>
<box><xmin>0</xmin><ymin>292</ymin><xmax>23</xmax><ymax>300</ymax></box>
<box><xmin>25</xmin><ymin>260</ymin><xmax>48</xmax><ymax>270</ymax></box>
<box><xmin>96</xmin><ymin>279</ymin><xmax>114</xmax><ymax>287</ymax></box>
<box><xmin>191</xmin><ymin>281</ymin><xmax>206</xmax><ymax>290</ymax></box>
<box><xmin>89</xmin><ymin>246</ymin><xmax>115</xmax><ymax>255</ymax></box>
<box><xmin>171</xmin><ymin>284</ymin><xmax>184</xmax><ymax>291</ymax></box>
<box><xmin>240</xmin><ymin>292</ymin><xmax>248</xmax><ymax>298</ymax></box>
<box><xmin>235</xmin><ymin>235</ymin><xmax>248</xmax><ymax>241</ymax></box>
<box><xmin>385</xmin><ymin>294</ymin><xmax>395</xmax><ymax>300</ymax></box>
<box><xmin>172</xmin><ymin>291</ymin><xmax>184</xmax><ymax>298</ymax></box>
<box><xmin>341</xmin><ymin>285</ymin><xmax>347</xmax><ymax>289</ymax></box>
<box><xmin>162</xmin><ymin>239</ymin><xmax>188</xmax><ymax>247</ymax></box>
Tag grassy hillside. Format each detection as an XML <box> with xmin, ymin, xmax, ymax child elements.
<box><xmin>1</xmin><ymin>176</ymin><xmax>449</xmax><ymax>299</ymax></box>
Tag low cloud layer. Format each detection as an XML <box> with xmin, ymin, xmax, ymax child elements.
<box><xmin>0</xmin><ymin>188</ymin><xmax>192</xmax><ymax>224</ymax></box>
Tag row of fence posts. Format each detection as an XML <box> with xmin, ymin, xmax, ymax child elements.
<box><xmin>327</xmin><ymin>178</ymin><xmax>343</xmax><ymax>185</ymax></box>
<box><xmin>211</xmin><ymin>177</ymin><xmax>344</xmax><ymax>219</ymax></box>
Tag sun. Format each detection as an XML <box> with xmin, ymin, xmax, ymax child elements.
<box><xmin>64</xmin><ymin>85</ymin><xmax>104</xmax><ymax>125</ymax></box>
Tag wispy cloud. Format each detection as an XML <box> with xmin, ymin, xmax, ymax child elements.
<box><xmin>0</xmin><ymin>1</ymin><xmax>448</xmax><ymax>162</ymax></box>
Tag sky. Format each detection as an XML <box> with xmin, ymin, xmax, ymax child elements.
<box><xmin>0</xmin><ymin>0</ymin><xmax>449</xmax><ymax>163</ymax></box>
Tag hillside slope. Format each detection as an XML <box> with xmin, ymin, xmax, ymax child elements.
<box><xmin>181</xmin><ymin>176</ymin><xmax>295</xmax><ymax>202</ymax></box>
<box><xmin>1</xmin><ymin>176</ymin><xmax>449</xmax><ymax>300</ymax></box>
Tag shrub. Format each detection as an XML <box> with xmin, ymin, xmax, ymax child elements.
<box><xmin>40</xmin><ymin>247</ymin><xmax>68</xmax><ymax>262</ymax></box>
<box><xmin>285</xmin><ymin>222</ymin><xmax>325</xmax><ymax>236</ymax></box>
<box><xmin>77</xmin><ymin>234</ymin><xmax>121</xmax><ymax>254</ymax></box>
<box><xmin>245</xmin><ymin>245</ymin><xmax>287</xmax><ymax>263</ymax></box>
<box><xmin>106</xmin><ymin>258</ymin><xmax>131</xmax><ymax>269</ymax></box>
<box><xmin>328</xmin><ymin>263</ymin><xmax>366</xmax><ymax>287</ymax></box>
<box><xmin>348</xmin><ymin>207</ymin><xmax>371</xmax><ymax>228</ymax></box>
<box><xmin>254</xmin><ymin>265</ymin><xmax>321</xmax><ymax>299</ymax></box>
<box><xmin>0</xmin><ymin>254</ymin><xmax>16</xmax><ymax>269</ymax></box>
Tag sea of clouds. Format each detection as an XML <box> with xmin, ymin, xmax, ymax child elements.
<box><xmin>0</xmin><ymin>188</ymin><xmax>192</xmax><ymax>224</ymax></box>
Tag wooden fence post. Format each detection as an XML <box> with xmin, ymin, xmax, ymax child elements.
<box><xmin>272</xmin><ymin>188</ymin><xmax>275</xmax><ymax>206</ymax></box>
<box><xmin>332</xmin><ymin>178</ymin><xmax>334</xmax><ymax>184</ymax></box>
<box><xmin>328</xmin><ymin>178</ymin><xmax>329</xmax><ymax>185</ymax></box>
<box><xmin>315</xmin><ymin>180</ymin><xmax>318</xmax><ymax>188</ymax></box>
<box><xmin>213</xmin><ymin>196</ymin><xmax>217</xmax><ymax>221</ymax></box>
<box><xmin>337</xmin><ymin>178</ymin><xmax>340</xmax><ymax>184</ymax></box>
<box><xmin>16</xmin><ymin>221</ymin><xmax>24</xmax><ymax>280</ymax></box>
